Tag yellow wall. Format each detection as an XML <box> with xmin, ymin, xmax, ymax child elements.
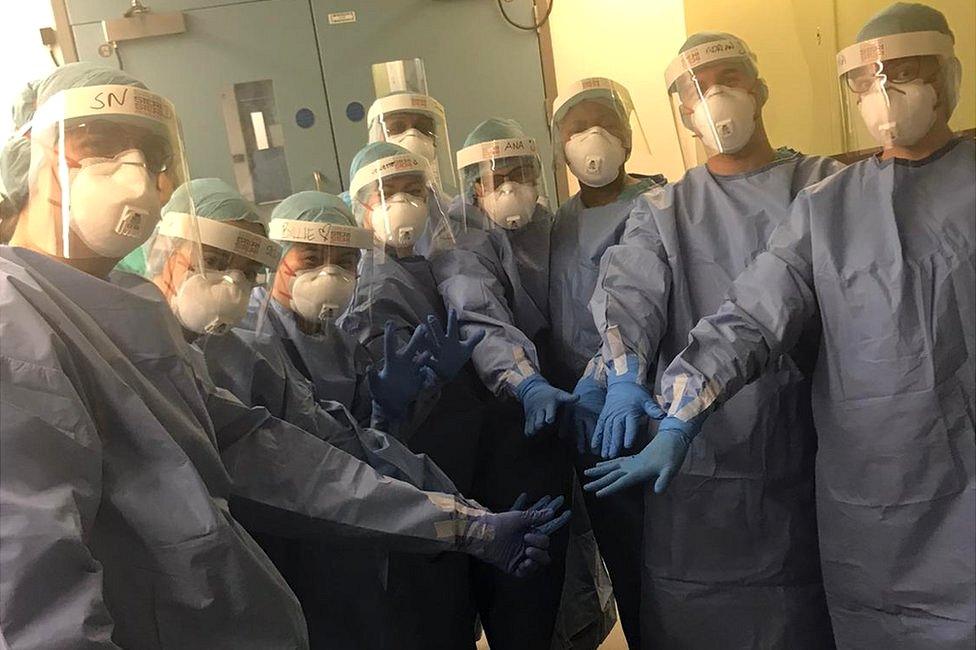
<box><xmin>683</xmin><ymin>0</ymin><xmax>845</xmax><ymax>158</ymax></box>
<box><xmin>548</xmin><ymin>0</ymin><xmax>689</xmax><ymax>189</ymax></box>
<box><xmin>683</xmin><ymin>0</ymin><xmax>975</xmax><ymax>157</ymax></box>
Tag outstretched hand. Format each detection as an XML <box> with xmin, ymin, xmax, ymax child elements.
<box><xmin>423</xmin><ymin>309</ymin><xmax>485</xmax><ymax>382</ymax></box>
<box><xmin>583</xmin><ymin>402</ymin><xmax>697</xmax><ymax>498</ymax></box>
<box><xmin>516</xmin><ymin>375</ymin><xmax>579</xmax><ymax>438</ymax></box>
<box><xmin>367</xmin><ymin>321</ymin><xmax>430</xmax><ymax>421</ymax></box>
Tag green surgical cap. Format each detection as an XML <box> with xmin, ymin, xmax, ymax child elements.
<box><xmin>0</xmin><ymin>138</ymin><xmax>30</xmax><ymax>219</ymax></box>
<box><xmin>857</xmin><ymin>2</ymin><xmax>953</xmax><ymax>42</ymax></box>
<box><xmin>552</xmin><ymin>86</ymin><xmax>627</xmax><ymax>128</ymax></box>
<box><xmin>270</xmin><ymin>190</ymin><xmax>356</xmax><ymax>227</ymax></box>
<box><xmin>463</xmin><ymin>118</ymin><xmax>526</xmax><ymax>147</ymax></box>
<box><xmin>460</xmin><ymin>118</ymin><xmax>531</xmax><ymax>199</ymax></box>
<box><xmin>14</xmin><ymin>62</ymin><xmax>147</xmax><ymax>131</ymax></box>
<box><xmin>349</xmin><ymin>141</ymin><xmax>412</xmax><ymax>181</ymax></box>
<box><xmin>680</xmin><ymin>31</ymin><xmax>751</xmax><ymax>54</ymax></box>
<box><xmin>163</xmin><ymin>178</ymin><xmax>262</xmax><ymax>226</ymax></box>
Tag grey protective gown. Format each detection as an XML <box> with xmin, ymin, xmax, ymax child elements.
<box><xmin>590</xmin><ymin>150</ymin><xmax>842</xmax><ymax>648</ymax></box>
<box><xmin>0</xmin><ymin>247</ymin><xmax>502</xmax><ymax>650</ymax></box>
<box><xmin>657</xmin><ymin>138</ymin><xmax>975</xmax><ymax>649</ymax></box>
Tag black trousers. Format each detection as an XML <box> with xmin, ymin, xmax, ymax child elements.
<box><xmin>469</xmin><ymin>398</ymin><xmax>574</xmax><ymax>650</ymax></box>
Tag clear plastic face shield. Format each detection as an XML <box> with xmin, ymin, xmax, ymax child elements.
<box><xmin>665</xmin><ymin>39</ymin><xmax>766</xmax><ymax>163</ymax></box>
<box><xmin>456</xmin><ymin>136</ymin><xmax>550</xmax><ymax>231</ymax></box>
<box><xmin>265</xmin><ymin>218</ymin><xmax>373</xmax><ymax>329</ymax></box>
<box><xmin>836</xmin><ymin>31</ymin><xmax>959</xmax><ymax>151</ymax></box>
<box><xmin>23</xmin><ymin>84</ymin><xmax>188</xmax><ymax>260</ymax></box>
<box><xmin>147</xmin><ymin>210</ymin><xmax>281</xmax><ymax>336</ymax></box>
<box><xmin>372</xmin><ymin>58</ymin><xmax>429</xmax><ymax>97</ymax></box>
<box><xmin>366</xmin><ymin>93</ymin><xmax>457</xmax><ymax>196</ymax></box>
<box><xmin>551</xmin><ymin>78</ymin><xmax>651</xmax><ymax>190</ymax></box>
<box><xmin>350</xmin><ymin>151</ymin><xmax>456</xmax><ymax>260</ymax></box>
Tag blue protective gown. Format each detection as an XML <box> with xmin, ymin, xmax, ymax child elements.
<box><xmin>432</xmin><ymin>199</ymin><xmax>551</xmax><ymax>394</ymax></box>
<box><xmin>196</xmin><ymin>326</ymin><xmax>460</xmax><ymax>650</ymax></box>
<box><xmin>546</xmin><ymin>173</ymin><xmax>666</xmax><ymax>648</ymax></box>
<box><xmin>430</xmin><ymin>200</ymin><xmax>579</xmax><ymax>648</ymax></box>
<box><xmin>0</xmin><ymin>247</ymin><xmax>498</xmax><ymax>650</ymax></box>
<box><xmin>244</xmin><ymin>290</ymin><xmax>372</xmax><ymax>424</ymax></box>
<box><xmin>590</xmin><ymin>150</ymin><xmax>843</xmax><ymax>649</ymax></box>
<box><xmin>657</xmin><ymin>138</ymin><xmax>975</xmax><ymax>649</ymax></box>
<box><xmin>339</xmin><ymin>246</ymin><xmax>487</xmax><ymax>650</ymax></box>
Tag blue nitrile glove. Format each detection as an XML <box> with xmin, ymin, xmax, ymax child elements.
<box><xmin>367</xmin><ymin>321</ymin><xmax>430</xmax><ymax>422</ymax></box>
<box><xmin>593</xmin><ymin>354</ymin><xmax>654</xmax><ymax>460</ymax></box>
<box><xmin>515</xmin><ymin>374</ymin><xmax>579</xmax><ymax>438</ymax></box>
<box><xmin>583</xmin><ymin>401</ymin><xmax>703</xmax><ymax>497</ymax></box>
<box><xmin>423</xmin><ymin>308</ymin><xmax>486</xmax><ymax>382</ymax></box>
<box><xmin>461</xmin><ymin>494</ymin><xmax>572</xmax><ymax>578</ymax></box>
<box><xmin>562</xmin><ymin>372</ymin><xmax>607</xmax><ymax>455</ymax></box>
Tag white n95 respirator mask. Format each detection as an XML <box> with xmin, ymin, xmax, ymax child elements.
<box><xmin>172</xmin><ymin>269</ymin><xmax>251</xmax><ymax>335</ymax></box>
<box><xmin>290</xmin><ymin>264</ymin><xmax>357</xmax><ymax>323</ymax></box>
<box><xmin>370</xmin><ymin>193</ymin><xmax>428</xmax><ymax>247</ymax></box>
<box><xmin>387</xmin><ymin>128</ymin><xmax>436</xmax><ymax>162</ymax></box>
<box><xmin>69</xmin><ymin>149</ymin><xmax>162</xmax><ymax>257</ymax></box>
<box><xmin>858</xmin><ymin>80</ymin><xmax>938</xmax><ymax>148</ymax></box>
<box><xmin>564</xmin><ymin>127</ymin><xmax>627</xmax><ymax>188</ymax></box>
<box><xmin>688</xmin><ymin>85</ymin><xmax>758</xmax><ymax>154</ymax></box>
<box><xmin>482</xmin><ymin>181</ymin><xmax>538</xmax><ymax>230</ymax></box>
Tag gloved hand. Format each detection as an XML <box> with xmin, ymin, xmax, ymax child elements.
<box><xmin>583</xmin><ymin>403</ymin><xmax>701</xmax><ymax>497</ymax></box>
<box><xmin>462</xmin><ymin>494</ymin><xmax>572</xmax><ymax>577</ymax></box>
<box><xmin>367</xmin><ymin>321</ymin><xmax>430</xmax><ymax>422</ymax></box>
<box><xmin>593</xmin><ymin>354</ymin><xmax>654</xmax><ymax>460</ymax></box>
<box><xmin>423</xmin><ymin>309</ymin><xmax>486</xmax><ymax>382</ymax></box>
<box><xmin>562</xmin><ymin>373</ymin><xmax>607</xmax><ymax>455</ymax></box>
<box><xmin>516</xmin><ymin>374</ymin><xmax>579</xmax><ymax>438</ymax></box>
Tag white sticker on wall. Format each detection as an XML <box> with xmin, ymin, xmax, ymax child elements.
<box><xmin>328</xmin><ymin>11</ymin><xmax>357</xmax><ymax>25</ymax></box>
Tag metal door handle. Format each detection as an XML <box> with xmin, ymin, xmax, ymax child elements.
<box><xmin>313</xmin><ymin>170</ymin><xmax>327</xmax><ymax>191</ymax></box>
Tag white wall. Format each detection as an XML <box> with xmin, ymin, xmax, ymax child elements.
<box><xmin>547</xmin><ymin>0</ymin><xmax>689</xmax><ymax>189</ymax></box>
<box><xmin>0</xmin><ymin>3</ymin><xmax>58</xmax><ymax>139</ymax></box>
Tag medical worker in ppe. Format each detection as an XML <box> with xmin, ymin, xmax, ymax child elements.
<box><xmin>584</xmin><ymin>4</ymin><xmax>974</xmax><ymax>648</ymax></box>
<box><xmin>366</xmin><ymin>59</ymin><xmax>457</xmax><ymax>197</ymax></box>
<box><xmin>341</xmin><ymin>140</ymin><xmax>492</xmax><ymax>649</ymax></box>
<box><xmin>547</xmin><ymin>77</ymin><xmax>666</xmax><ymax>648</ymax></box>
<box><xmin>429</xmin><ymin>117</ymin><xmax>577</xmax><ymax>648</ymax></box>
<box><xmin>0</xmin><ymin>63</ymin><xmax>568</xmax><ymax>650</ymax></box>
<box><xmin>142</xmin><ymin>178</ymin><xmax>511</xmax><ymax>649</ymax></box>
<box><xmin>252</xmin><ymin>190</ymin><xmax>444</xmax><ymax>429</ymax></box>
<box><xmin>583</xmin><ymin>33</ymin><xmax>841</xmax><ymax>649</ymax></box>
